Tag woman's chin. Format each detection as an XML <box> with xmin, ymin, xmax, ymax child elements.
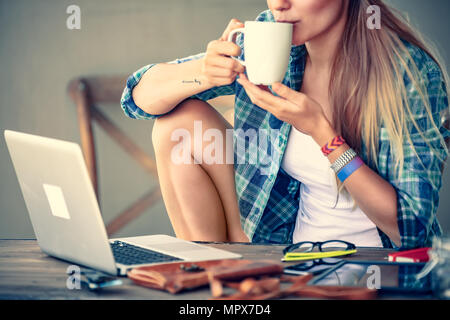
<box><xmin>291</xmin><ymin>33</ymin><xmax>308</xmax><ymax>46</ymax></box>
<box><xmin>292</xmin><ymin>38</ymin><xmax>306</xmax><ymax>46</ymax></box>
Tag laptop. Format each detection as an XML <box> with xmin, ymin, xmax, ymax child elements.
<box><xmin>4</xmin><ymin>130</ymin><xmax>242</xmax><ymax>276</ymax></box>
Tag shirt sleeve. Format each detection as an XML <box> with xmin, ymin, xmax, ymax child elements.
<box><xmin>388</xmin><ymin>56</ymin><xmax>449</xmax><ymax>249</ymax></box>
<box><xmin>120</xmin><ymin>47</ymin><xmax>241</xmax><ymax>120</ymax></box>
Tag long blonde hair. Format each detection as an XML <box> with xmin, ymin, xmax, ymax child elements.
<box><xmin>330</xmin><ymin>0</ymin><xmax>449</xmax><ymax>195</ymax></box>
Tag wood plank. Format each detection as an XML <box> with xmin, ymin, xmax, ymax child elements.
<box><xmin>84</xmin><ymin>76</ymin><xmax>128</xmax><ymax>104</ymax></box>
<box><xmin>68</xmin><ymin>79</ymin><xmax>99</xmax><ymax>198</ymax></box>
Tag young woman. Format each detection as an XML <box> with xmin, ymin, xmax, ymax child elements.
<box><xmin>121</xmin><ymin>0</ymin><xmax>449</xmax><ymax>249</ymax></box>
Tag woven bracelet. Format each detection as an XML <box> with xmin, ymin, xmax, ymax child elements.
<box><xmin>321</xmin><ymin>136</ymin><xmax>346</xmax><ymax>156</ymax></box>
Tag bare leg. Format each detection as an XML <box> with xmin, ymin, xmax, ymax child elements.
<box><xmin>152</xmin><ymin>99</ymin><xmax>249</xmax><ymax>242</ymax></box>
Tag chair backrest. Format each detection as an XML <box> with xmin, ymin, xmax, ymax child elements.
<box><xmin>67</xmin><ymin>76</ymin><xmax>160</xmax><ymax>235</ymax></box>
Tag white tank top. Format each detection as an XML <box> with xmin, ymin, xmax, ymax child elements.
<box><xmin>281</xmin><ymin>127</ymin><xmax>383</xmax><ymax>247</ymax></box>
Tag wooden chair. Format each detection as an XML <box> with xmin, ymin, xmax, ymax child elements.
<box><xmin>68</xmin><ymin>76</ymin><xmax>235</xmax><ymax>236</ymax></box>
<box><xmin>68</xmin><ymin>76</ymin><xmax>162</xmax><ymax>236</ymax></box>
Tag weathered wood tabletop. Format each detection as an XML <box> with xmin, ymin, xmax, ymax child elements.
<box><xmin>0</xmin><ymin>239</ymin><xmax>423</xmax><ymax>300</ymax></box>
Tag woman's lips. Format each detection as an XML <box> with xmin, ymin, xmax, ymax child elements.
<box><xmin>277</xmin><ymin>20</ymin><xmax>301</xmax><ymax>25</ymax></box>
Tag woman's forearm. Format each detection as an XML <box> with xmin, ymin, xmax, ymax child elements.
<box><xmin>339</xmin><ymin>156</ymin><xmax>401</xmax><ymax>247</ymax></box>
<box><xmin>132</xmin><ymin>58</ymin><xmax>214</xmax><ymax>115</ymax></box>
<box><xmin>313</xmin><ymin>124</ymin><xmax>401</xmax><ymax>247</ymax></box>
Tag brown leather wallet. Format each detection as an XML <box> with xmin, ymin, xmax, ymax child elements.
<box><xmin>127</xmin><ymin>259</ymin><xmax>284</xmax><ymax>294</ymax></box>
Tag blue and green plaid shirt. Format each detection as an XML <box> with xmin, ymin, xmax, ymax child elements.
<box><xmin>121</xmin><ymin>10</ymin><xmax>449</xmax><ymax>249</ymax></box>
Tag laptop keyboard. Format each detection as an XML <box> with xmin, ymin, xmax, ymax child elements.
<box><xmin>110</xmin><ymin>241</ymin><xmax>182</xmax><ymax>266</ymax></box>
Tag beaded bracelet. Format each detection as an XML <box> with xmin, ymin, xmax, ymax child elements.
<box><xmin>321</xmin><ymin>136</ymin><xmax>346</xmax><ymax>156</ymax></box>
<box><xmin>337</xmin><ymin>156</ymin><xmax>364</xmax><ymax>182</ymax></box>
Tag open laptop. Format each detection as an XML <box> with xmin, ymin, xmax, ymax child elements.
<box><xmin>4</xmin><ymin>130</ymin><xmax>241</xmax><ymax>276</ymax></box>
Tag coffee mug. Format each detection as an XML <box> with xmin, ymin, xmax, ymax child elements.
<box><xmin>228</xmin><ymin>21</ymin><xmax>293</xmax><ymax>85</ymax></box>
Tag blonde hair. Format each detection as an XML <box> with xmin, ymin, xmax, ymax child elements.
<box><xmin>329</xmin><ymin>0</ymin><xmax>450</xmax><ymax>200</ymax></box>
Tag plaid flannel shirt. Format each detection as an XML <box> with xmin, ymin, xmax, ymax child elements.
<box><xmin>121</xmin><ymin>10</ymin><xmax>449</xmax><ymax>249</ymax></box>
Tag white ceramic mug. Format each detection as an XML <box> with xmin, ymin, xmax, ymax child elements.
<box><xmin>228</xmin><ymin>21</ymin><xmax>293</xmax><ymax>85</ymax></box>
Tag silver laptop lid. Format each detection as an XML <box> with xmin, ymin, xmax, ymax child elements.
<box><xmin>4</xmin><ymin>130</ymin><xmax>117</xmax><ymax>275</ymax></box>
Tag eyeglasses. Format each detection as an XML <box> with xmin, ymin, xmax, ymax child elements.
<box><xmin>282</xmin><ymin>240</ymin><xmax>357</xmax><ymax>262</ymax></box>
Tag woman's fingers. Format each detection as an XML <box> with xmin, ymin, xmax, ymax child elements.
<box><xmin>238</xmin><ymin>74</ymin><xmax>276</xmax><ymax>107</ymax></box>
<box><xmin>207</xmin><ymin>40</ymin><xmax>242</xmax><ymax>58</ymax></box>
<box><xmin>272</xmin><ymin>82</ymin><xmax>306</xmax><ymax>104</ymax></box>
<box><xmin>201</xmin><ymin>19</ymin><xmax>246</xmax><ymax>87</ymax></box>
<box><xmin>206</xmin><ymin>54</ymin><xmax>245</xmax><ymax>73</ymax></box>
<box><xmin>237</xmin><ymin>73</ymin><xmax>297</xmax><ymax>119</ymax></box>
<box><xmin>204</xmin><ymin>66</ymin><xmax>237</xmax><ymax>78</ymax></box>
<box><xmin>220</xmin><ymin>18</ymin><xmax>244</xmax><ymax>41</ymax></box>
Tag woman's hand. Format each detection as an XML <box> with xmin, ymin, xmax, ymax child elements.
<box><xmin>201</xmin><ymin>19</ymin><xmax>246</xmax><ymax>87</ymax></box>
<box><xmin>237</xmin><ymin>73</ymin><xmax>336</xmax><ymax>146</ymax></box>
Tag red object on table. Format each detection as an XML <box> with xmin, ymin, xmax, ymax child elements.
<box><xmin>388</xmin><ymin>247</ymin><xmax>431</xmax><ymax>263</ymax></box>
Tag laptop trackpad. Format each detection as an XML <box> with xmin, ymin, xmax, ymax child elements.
<box><xmin>148</xmin><ymin>242</ymin><xmax>206</xmax><ymax>252</ymax></box>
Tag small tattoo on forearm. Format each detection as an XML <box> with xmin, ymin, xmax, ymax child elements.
<box><xmin>182</xmin><ymin>79</ymin><xmax>202</xmax><ymax>85</ymax></box>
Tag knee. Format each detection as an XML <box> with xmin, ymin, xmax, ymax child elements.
<box><xmin>151</xmin><ymin>99</ymin><xmax>213</xmax><ymax>152</ymax></box>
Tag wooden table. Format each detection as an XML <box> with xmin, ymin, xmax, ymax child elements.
<box><xmin>0</xmin><ymin>239</ymin><xmax>431</xmax><ymax>300</ymax></box>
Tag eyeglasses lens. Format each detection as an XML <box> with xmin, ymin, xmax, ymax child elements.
<box><xmin>321</xmin><ymin>241</ymin><xmax>349</xmax><ymax>252</ymax></box>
